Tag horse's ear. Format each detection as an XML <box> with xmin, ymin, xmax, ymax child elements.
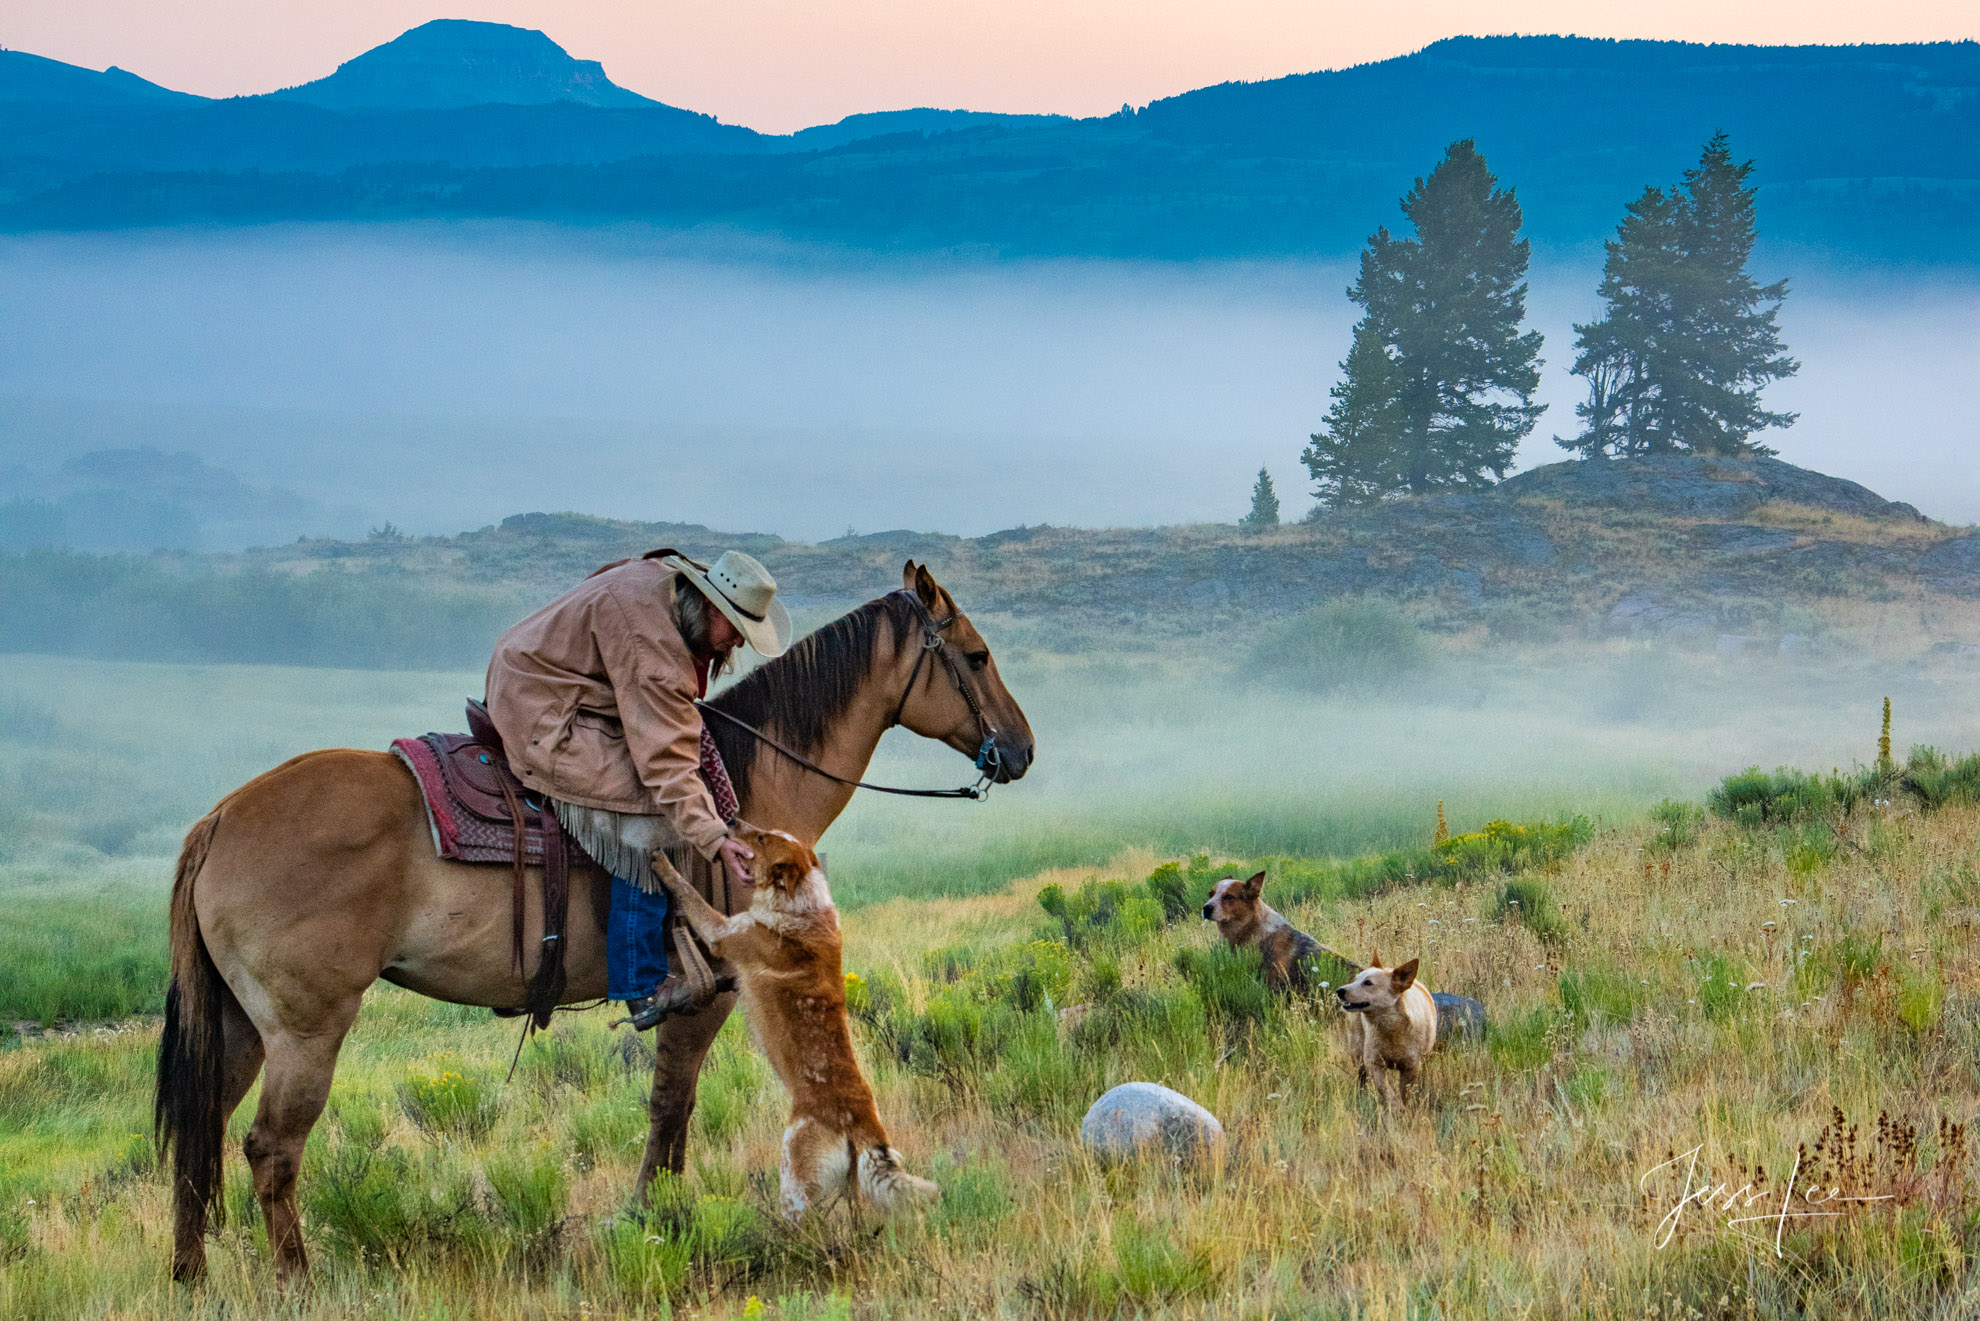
<box><xmin>912</xmin><ymin>562</ymin><xmax>943</xmax><ymax>609</ymax></box>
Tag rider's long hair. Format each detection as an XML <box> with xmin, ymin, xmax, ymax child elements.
<box><xmin>673</xmin><ymin>577</ymin><xmax>738</xmax><ymax>679</ymax></box>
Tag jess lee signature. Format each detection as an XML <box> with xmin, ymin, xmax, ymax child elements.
<box><xmin>1640</xmin><ymin>1145</ymin><xmax>1894</xmax><ymax>1255</ymax></box>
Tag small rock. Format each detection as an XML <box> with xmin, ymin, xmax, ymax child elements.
<box><xmin>1432</xmin><ymin>992</ymin><xmax>1486</xmax><ymax>1043</ymax></box>
<box><xmin>1080</xmin><ymin>1083</ymin><xmax>1224</xmax><ymax>1162</ymax></box>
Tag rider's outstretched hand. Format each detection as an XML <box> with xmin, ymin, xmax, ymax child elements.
<box><xmin>716</xmin><ymin>835</ymin><xmax>755</xmax><ymax>888</ymax></box>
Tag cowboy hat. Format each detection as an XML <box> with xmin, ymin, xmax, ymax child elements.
<box><xmin>672</xmin><ymin>550</ymin><xmax>793</xmax><ymax>658</ymax></box>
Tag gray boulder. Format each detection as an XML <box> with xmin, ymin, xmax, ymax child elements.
<box><xmin>1432</xmin><ymin>992</ymin><xmax>1486</xmax><ymax>1043</ymax></box>
<box><xmin>1079</xmin><ymin>1083</ymin><xmax>1224</xmax><ymax>1162</ymax></box>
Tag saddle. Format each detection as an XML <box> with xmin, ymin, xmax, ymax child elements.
<box><xmin>392</xmin><ymin>701</ymin><xmax>572</xmax><ymax>1030</ymax></box>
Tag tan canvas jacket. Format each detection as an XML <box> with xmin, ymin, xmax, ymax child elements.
<box><xmin>484</xmin><ymin>556</ymin><xmax>731</xmax><ymax>860</ymax></box>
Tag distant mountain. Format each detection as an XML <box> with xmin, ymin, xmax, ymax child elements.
<box><xmin>0</xmin><ymin>99</ymin><xmax>766</xmax><ymax>185</ymax></box>
<box><xmin>4</xmin><ymin>33</ymin><xmax>1978</xmax><ymax>264</ymax></box>
<box><xmin>0</xmin><ymin>22</ymin><xmax>766</xmax><ymax>188</ymax></box>
<box><xmin>258</xmin><ymin>19</ymin><xmax>659</xmax><ymax>110</ymax></box>
<box><xmin>788</xmin><ymin>108</ymin><xmax>1069</xmax><ymax>151</ymax></box>
<box><xmin>0</xmin><ymin>48</ymin><xmax>200</xmax><ymax>104</ymax></box>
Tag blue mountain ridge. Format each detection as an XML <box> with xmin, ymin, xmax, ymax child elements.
<box><xmin>2</xmin><ymin>27</ymin><xmax>1976</xmax><ymax>261</ymax></box>
<box><xmin>0</xmin><ymin>48</ymin><xmax>201</xmax><ymax>105</ymax></box>
<box><xmin>256</xmin><ymin>19</ymin><xmax>661</xmax><ymax>110</ymax></box>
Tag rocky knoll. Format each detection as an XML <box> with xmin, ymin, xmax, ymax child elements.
<box><xmin>1497</xmin><ymin>454</ymin><xmax>1924</xmax><ymax>521</ymax></box>
<box><xmin>253</xmin><ymin>456</ymin><xmax>1977</xmax><ymax>646</ymax></box>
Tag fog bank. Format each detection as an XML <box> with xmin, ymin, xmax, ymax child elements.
<box><xmin>2</xmin><ymin>224</ymin><xmax>1974</xmax><ymax>544</ymax></box>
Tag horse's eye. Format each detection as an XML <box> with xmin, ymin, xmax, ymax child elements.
<box><xmin>966</xmin><ymin>651</ymin><xmax>989</xmax><ymax>671</ymax></box>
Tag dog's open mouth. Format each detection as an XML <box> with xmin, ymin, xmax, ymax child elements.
<box><xmin>1340</xmin><ymin>1000</ymin><xmax>1371</xmax><ymax>1011</ymax></box>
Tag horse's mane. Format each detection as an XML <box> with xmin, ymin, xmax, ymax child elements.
<box><xmin>705</xmin><ymin>592</ymin><xmax>921</xmax><ymax>806</ymax></box>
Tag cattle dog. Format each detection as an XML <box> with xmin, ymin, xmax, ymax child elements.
<box><xmin>657</xmin><ymin>827</ymin><xmax>936</xmax><ymax>1219</ymax></box>
<box><xmin>1335</xmin><ymin>954</ymin><xmax>1439</xmax><ymax>1104</ymax></box>
<box><xmin>1202</xmin><ymin>870</ymin><xmax>1342</xmax><ymax>989</ymax></box>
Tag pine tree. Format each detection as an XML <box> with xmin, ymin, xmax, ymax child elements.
<box><xmin>1302</xmin><ymin>319</ymin><xmax>1403</xmax><ymax>508</ymax></box>
<box><xmin>1561</xmin><ymin>185</ymin><xmax>1687</xmax><ymax>457</ymax></box>
<box><xmin>1241</xmin><ymin>467</ymin><xmax>1281</xmax><ymax>529</ymax></box>
<box><xmin>1562</xmin><ymin>133</ymin><xmax>1798</xmax><ymax>458</ymax></box>
<box><xmin>1352</xmin><ymin>140</ymin><xmax>1545</xmax><ymax>493</ymax></box>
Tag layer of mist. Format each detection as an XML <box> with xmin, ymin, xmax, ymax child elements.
<box><xmin>2</xmin><ymin>224</ymin><xmax>1975</xmax><ymax>548</ymax></box>
<box><xmin>5</xmin><ymin>642</ymin><xmax>1974</xmax><ymax>907</ymax></box>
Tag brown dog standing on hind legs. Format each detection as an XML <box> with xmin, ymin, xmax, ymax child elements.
<box><xmin>656</xmin><ymin>826</ymin><xmax>936</xmax><ymax>1221</ymax></box>
<box><xmin>1335</xmin><ymin>954</ymin><xmax>1439</xmax><ymax>1105</ymax></box>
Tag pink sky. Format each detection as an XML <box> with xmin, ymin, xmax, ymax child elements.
<box><xmin>5</xmin><ymin>0</ymin><xmax>1975</xmax><ymax>133</ymax></box>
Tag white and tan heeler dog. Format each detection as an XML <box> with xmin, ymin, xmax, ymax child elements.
<box><xmin>1334</xmin><ymin>953</ymin><xmax>1439</xmax><ymax>1104</ymax></box>
<box><xmin>659</xmin><ymin>827</ymin><xmax>937</xmax><ymax>1220</ymax></box>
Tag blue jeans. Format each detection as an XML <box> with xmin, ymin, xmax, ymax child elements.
<box><xmin>606</xmin><ymin>875</ymin><xmax>670</xmax><ymax>1001</ymax></box>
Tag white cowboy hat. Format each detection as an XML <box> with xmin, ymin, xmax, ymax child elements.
<box><xmin>673</xmin><ymin>550</ymin><xmax>793</xmax><ymax>658</ymax></box>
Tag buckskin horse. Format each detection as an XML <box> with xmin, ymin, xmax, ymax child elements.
<box><xmin>155</xmin><ymin>562</ymin><xmax>1034</xmax><ymax>1282</ymax></box>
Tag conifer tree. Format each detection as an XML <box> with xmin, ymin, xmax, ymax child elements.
<box><xmin>1561</xmin><ymin>133</ymin><xmax>1798</xmax><ymax>458</ymax></box>
<box><xmin>1302</xmin><ymin>320</ymin><xmax>1403</xmax><ymax>507</ymax></box>
<box><xmin>1241</xmin><ymin>467</ymin><xmax>1281</xmax><ymax>528</ymax></box>
<box><xmin>1351</xmin><ymin>140</ymin><xmax>1545</xmax><ymax>493</ymax></box>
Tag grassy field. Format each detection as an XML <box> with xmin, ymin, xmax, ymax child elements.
<box><xmin>3</xmin><ymin>746</ymin><xmax>1977</xmax><ymax>1318</ymax></box>
<box><xmin>8</xmin><ymin>634</ymin><xmax>1976</xmax><ymax>1026</ymax></box>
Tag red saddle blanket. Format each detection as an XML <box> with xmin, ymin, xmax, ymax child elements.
<box><xmin>392</xmin><ymin>733</ymin><xmax>569</xmax><ymax>865</ymax></box>
<box><xmin>391</xmin><ymin>701</ymin><xmax>740</xmax><ymax>868</ymax></box>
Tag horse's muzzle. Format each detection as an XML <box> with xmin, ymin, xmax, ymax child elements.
<box><xmin>989</xmin><ymin>736</ymin><xmax>1032</xmax><ymax>783</ymax></box>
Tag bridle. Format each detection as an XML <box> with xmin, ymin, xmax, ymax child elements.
<box><xmin>694</xmin><ymin>589</ymin><xmax>1003</xmax><ymax>801</ymax></box>
<box><xmin>888</xmin><ymin>589</ymin><xmax>1004</xmax><ymax>781</ymax></box>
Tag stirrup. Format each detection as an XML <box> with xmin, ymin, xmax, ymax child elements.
<box><xmin>609</xmin><ymin>976</ymin><xmax>699</xmax><ymax>1031</ymax></box>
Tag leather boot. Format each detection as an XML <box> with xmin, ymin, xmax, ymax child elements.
<box><xmin>620</xmin><ymin>973</ymin><xmax>700</xmax><ymax>1031</ymax></box>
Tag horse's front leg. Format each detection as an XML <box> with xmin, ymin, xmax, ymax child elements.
<box><xmin>635</xmin><ymin>989</ymin><xmax>738</xmax><ymax>1196</ymax></box>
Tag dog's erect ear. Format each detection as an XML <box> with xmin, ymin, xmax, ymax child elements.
<box><xmin>1369</xmin><ymin>946</ymin><xmax>1382</xmax><ymax>970</ymax></box>
<box><xmin>901</xmin><ymin>560</ymin><xmax>920</xmax><ymax>593</ymax></box>
<box><xmin>1241</xmin><ymin>870</ymin><xmax>1266</xmax><ymax>899</ymax></box>
<box><xmin>1391</xmin><ymin>959</ymin><xmax>1419</xmax><ymax>990</ymax></box>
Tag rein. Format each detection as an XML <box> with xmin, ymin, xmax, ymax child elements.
<box><xmin>695</xmin><ymin>590</ymin><xmax>1001</xmax><ymax>802</ymax></box>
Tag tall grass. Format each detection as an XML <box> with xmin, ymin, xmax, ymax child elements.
<box><xmin>13</xmin><ymin>645</ymin><xmax>1980</xmax><ymax>1021</ymax></box>
<box><xmin>4</xmin><ymin>789</ymin><xmax>1977</xmax><ymax>1317</ymax></box>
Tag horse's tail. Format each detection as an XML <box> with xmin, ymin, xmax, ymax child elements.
<box><xmin>155</xmin><ymin>810</ymin><xmax>233</xmax><ymax>1278</ymax></box>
